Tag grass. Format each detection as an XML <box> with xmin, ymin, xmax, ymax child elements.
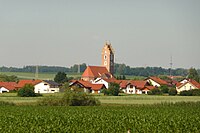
<box><xmin>1</xmin><ymin>93</ymin><xmax>200</xmax><ymax>105</ymax></box>
<box><xmin>0</xmin><ymin>72</ymin><xmax>82</xmax><ymax>80</ymax></box>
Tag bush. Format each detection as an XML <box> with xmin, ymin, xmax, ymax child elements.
<box><xmin>180</xmin><ymin>89</ymin><xmax>200</xmax><ymax>96</ymax></box>
<box><xmin>102</xmin><ymin>83</ymin><xmax>120</xmax><ymax>96</ymax></box>
<box><xmin>168</xmin><ymin>88</ymin><xmax>177</xmax><ymax>96</ymax></box>
<box><xmin>148</xmin><ymin>88</ymin><xmax>162</xmax><ymax>95</ymax></box>
<box><xmin>18</xmin><ymin>84</ymin><xmax>41</xmax><ymax>97</ymax></box>
<box><xmin>38</xmin><ymin>89</ymin><xmax>100</xmax><ymax>106</ymax></box>
<box><xmin>160</xmin><ymin>85</ymin><xmax>169</xmax><ymax>93</ymax></box>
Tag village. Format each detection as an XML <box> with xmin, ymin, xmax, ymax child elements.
<box><xmin>0</xmin><ymin>41</ymin><xmax>200</xmax><ymax>95</ymax></box>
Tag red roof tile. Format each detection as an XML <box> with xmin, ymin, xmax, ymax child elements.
<box><xmin>129</xmin><ymin>80</ymin><xmax>148</xmax><ymax>89</ymax></box>
<box><xmin>0</xmin><ymin>82</ymin><xmax>17</xmax><ymax>90</ymax></box>
<box><xmin>17</xmin><ymin>80</ymin><xmax>42</xmax><ymax>88</ymax></box>
<box><xmin>148</xmin><ymin>77</ymin><xmax>168</xmax><ymax>85</ymax></box>
<box><xmin>82</xmin><ymin>66</ymin><xmax>113</xmax><ymax>79</ymax></box>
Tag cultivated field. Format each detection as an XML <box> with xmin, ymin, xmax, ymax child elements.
<box><xmin>0</xmin><ymin>102</ymin><xmax>200</xmax><ymax>132</ymax></box>
<box><xmin>0</xmin><ymin>93</ymin><xmax>200</xmax><ymax>132</ymax></box>
<box><xmin>0</xmin><ymin>72</ymin><xmax>81</xmax><ymax>80</ymax></box>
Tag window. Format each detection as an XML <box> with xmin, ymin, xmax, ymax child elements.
<box><xmin>104</xmin><ymin>55</ymin><xmax>107</xmax><ymax>60</ymax></box>
<box><xmin>104</xmin><ymin>61</ymin><xmax>107</xmax><ymax>65</ymax></box>
<box><xmin>190</xmin><ymin>86</ymin><xmax>192</xmax><ymax>90</ymax></box>
<box><xmin>44</xmin><ymin>84</ymin><xmax>48</xmax><ymax>86</ymax></box>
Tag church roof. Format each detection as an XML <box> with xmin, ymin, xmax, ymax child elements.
<box><xmin>82</xmin><ymin>66</ymin><xmax>113</xmax><ymax>79</ymax></box>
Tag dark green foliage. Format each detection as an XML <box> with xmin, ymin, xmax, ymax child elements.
<box><xmin>18</xmin><ymin>84</ymin><xmax>39</xmax><ymax>97</ymax></box>
<box><xmin>180</xmin><ymin>89</ymin><xmax>200</xmax><ymax>96</ymax></box>
<box><xmin>0</xmin><ymin>102</ymin><xmax>200</xmax><ymax>132</ymax></box>
<box><xmin>168</xmin><ymin>88</ymin><xmax>177</xmax><ymax>96</ymax></box>
<box><xmin>116</xmin><ymin>75</ymin><xmax>126</xmax><ymax>80</ymax></box>
<box><xmin>38</xmin><ymin>89</ymin><xmax>100</xmax><ymax>106</ymax></box>
<box><xmin>160</xmin><ymin>85</ymin><xmax>169</xmax><ymax>93</ymax></box>
<box><xmin>188</xmin><ymin>67</ymin><xmax>200</xmax><ymax>82</ymax></box>
<box><xmin>103</xmin><ymin>83</ymin><xmax>120</xmax><ymax>96</ymax></box>
<box><xmin>0</xmin><ymin>74</ymin><xmax>18</xmax><ymax>82</ymax></box>
<box><xmin>54</xmin><ymin>72</ymin><xmax>68</xmax><ymax>83</ymax></box>
<box><xmin>148</xmin><ymin>88</ymin><xmax>162</xmax><ymax>95</ymax></box>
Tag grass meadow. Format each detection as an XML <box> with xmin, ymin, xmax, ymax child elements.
<box><xmin>1</xmin><ymin>92</ymin><xmax>200</xmax><ymax>105</ymax></box>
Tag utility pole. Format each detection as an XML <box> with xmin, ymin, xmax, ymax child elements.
<box><xmin>35</xmin><ymin>65</ymin><xmax>39</xmax><ymax>79</ymax></box>
<box><xmin>169</xmin><ymin>56</ymin><xmax>173</xmax><ymax>77</ymax></box>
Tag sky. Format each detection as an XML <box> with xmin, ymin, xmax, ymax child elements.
<box><xmin>0</xmin><ymin>0</ymin><xmax>200</xmax><ymax>69</ymax></box>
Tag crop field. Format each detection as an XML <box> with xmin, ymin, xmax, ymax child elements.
<box><xmin>0</xmin><ymin>72</ymin><xmax>81</xmax><ymax>80</ymax></box>
<box><xmin>0</xmin><ymin>102</ymin><xmax>200</xmax><ymax>133</ymax></box>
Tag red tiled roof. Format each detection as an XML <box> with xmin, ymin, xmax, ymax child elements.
<box><xmin>17</xmin><ymin>80</ymin><xmax>42</xmax><ymax>88</ymax></box>
<box><xmin>129</xmin><ymin>80</ymin><xmax>148</xmax><ymax>89</ymax></box>
<box><xmin>189</xmin><ymin>79</ymin><xmax>200</xmax><ymax>89</ymax></box>
<box><xmin>0</xmin><ymin>82</ymin><xmax>17</xmax><ymax>90</ymax></box>
<box><xmin>90</xmin><ymin>84</ymin><xmax>105</xmax><ymax>91</ymax></box>
<box><xmin>69</xmin><ymin>80</ymin><xmax>105</xmax><ymax>91</ymax></box>
<box><xmin>176</xmin><ymin>79</ymin><xmax>200</xmax><ymax>89</ymax></box>
<box><xmin>143</xmin><ymin>86</ymin><xmax>155</xmax><ymax>90</ymax></box>
<box><xmin>82</xmin><ymin>66</ymin><xmax>112</xmax><ymax>79</ymax></box>
<box><xmin>148</xmin><ymin>77</ymin><xmax>168</xmax><ymax>85</ymax></box>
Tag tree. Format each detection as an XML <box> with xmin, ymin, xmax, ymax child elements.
<box><xmin>54</xmin><ymin>72</ymin><xmax>68</xmax><ymax>83</ymax></box>
<box><xmin>148</xmin><ymin>88</ymin><xmax>162</xmax><ymax>95</ymax></box>
<box><xmin>18</xmin><ymin>84</ymin><xmax>37</xmax><ymax>97</ymax></box>
<box><xmin>188</xmin><ymin>68</ymin><xmax>200</xmax><ymax>82</ymax></box>
<box><xmin>168</xmin><ymin>88</ymin><xmax>177</xmax><ymax>96</ymax></box>
<box><xmin>160</xmin><ymin>85</ymin><xmax>169</xmax><ymax>93</ymax></box>
<box><xmin>103</xmin><ymin>83</ymin><xmax>120</xmax><ymax>96</ymax></box>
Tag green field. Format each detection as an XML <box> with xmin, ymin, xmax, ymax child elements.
<box><xmin>0</xmin><ymin>93</ymin><xmax>200</xmax><ymax>132</ymax></box>
<box><xmin>0</xmin><ymin>102</ymin><xmax>200</xmax><ymax>132</ymax></box>
<box><xmin>1</xmin><ymin>93</ymin><xmax>200</xmax><ymax>105</ymax></box>
<box><xmin>0</xmin><ymin>72</ymin><xmax>81</xmax><ymax>80</ymax></box>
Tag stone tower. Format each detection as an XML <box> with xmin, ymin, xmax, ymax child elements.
<box><xmin>101</xmin><ymin>41</ymin><xmax>114</xmax><ymax>74</ymax></box>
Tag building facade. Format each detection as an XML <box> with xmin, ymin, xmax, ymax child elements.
<box><xmin>101</xmin><ymin>41</ymin><xmax>114</xmax><ymax>75</ymax></box>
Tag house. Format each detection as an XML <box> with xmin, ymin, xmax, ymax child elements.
<box><xmin>34</xmin><ymin>80</ymin><xmax>60</xmax><ymax>93</ymax></box>
<box><xmin>0</xmin><ymin>82</ymin><xmax>17</xmax><ymax>93</ymax></box>
<box><xmin>17</xmin><ymin>79</ymin><xmax>60</xmax><ymax>93</ymax></box>
<box><xmin>92</xmin><ymin>77</ymin><xmax>120</xmax><ymax>89</ymax></box>
<box><xmin>176</xmin><ymin>79</ymin><xmax>200</xmax><ymax>94</ymax></box>
<box><xmin>146</xmin><ymin>77</ymin><xmax>168</xmax><ymax>87</ymax></box>
<box><xmin>69</xmin><ymin>80</ymin><xmax>105</xmax><ymax>94</ymax></box>
<box><xmin>81</xmin><ymin>66</ymin><xmax>114</xmax><ymax>82</ymax></box>
<box><xmin>120</xmin><ymin>80</ymin><xmax>154</xmax><ymax>94</ymax></box>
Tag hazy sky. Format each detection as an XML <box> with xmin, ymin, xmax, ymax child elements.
<box><xmin>0</xmin><ymin>0</ymin><xmax>200</xmax><ymax>68</ymax></box>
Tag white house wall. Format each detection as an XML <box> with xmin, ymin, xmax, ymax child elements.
<box><xmin>93</xmin><ymin>78</ymin><xmax>109</xmax><ymax>89</ymax></box>
<box><xmin>0</xmin><ymin>87</ymin><xmax>9</xmax><ymax>93</ymax></box>
<box><xmin>176</xmin><ymin>82</ymin><xmax>198</xmax><ymax>94</ymax></box>
<box><xmin>34</xmin><ymin>82</ymin><xmax>59</xmax><ymax>93</ymax></box>
<box><xmin>147</xmin><ymin>79</ymin><xmax>161</xmax><ymax>87</ymax></box>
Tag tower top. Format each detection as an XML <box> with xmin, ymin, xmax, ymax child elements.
<box><xmin>103</xmin><ymin>41</ymin><xmax>114</xmax><ymax>54</ymax></box>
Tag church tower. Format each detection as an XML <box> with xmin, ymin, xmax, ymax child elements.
<box><xmin>101</xmin><ymin>41</ymin><xmax>114</xmax><ymax>75</ymax></box>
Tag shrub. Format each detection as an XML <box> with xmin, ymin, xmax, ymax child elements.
<box><xmin>160</xmin><ymin>85</ymin><xmax>169</xmax><ymax>93</ymax></box>
<box><xmin>148</xmin><ymin>88</ymin><xmax>162</xmax><ymax>95</ymax></box>
<box><xmin>168</xmin><ymin>88</ymin><xmax>177</xmax><ymax>96</ymax></box>
<box><xmin>38</xmin><ymin>89</ymin><xmax>100</xmax><ymax>106</ymax></box>
<box><xmin>102</xmin><ymin>83</ymin><xmax>120</xmax><ymax>96</ymax></box>
<box><xmin>180</xmin><ymin>89</ymin><xmax>200</xmax><ymax>96</ymax></box>
<box><xmin>18</xmin><ymin>84</ymin><xmax>41</xmax><ymax>97</ymax></box>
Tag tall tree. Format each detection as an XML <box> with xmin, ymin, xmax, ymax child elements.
<box><xmin>188</xmin><ymin>68</ymin><xmax>200</xmax><ymax>82</ymax></box>
<box><xmin>54</xmin><ymin>72</ymin><xmax>68</xmax><ymax>83</ymax></box>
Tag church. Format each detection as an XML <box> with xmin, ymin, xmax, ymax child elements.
<box><xmin>81</xmin><ymin>41</ymin><xmax>115</xmax><ymax>82</ymax></box>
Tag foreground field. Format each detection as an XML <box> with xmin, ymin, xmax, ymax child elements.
<box><xmin>0</xmin><ymin>102</ymin><xmax>200</xmax><ymax>132</ymax></box>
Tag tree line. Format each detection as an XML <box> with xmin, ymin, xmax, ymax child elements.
<box><xmin>0</xmin><ymin>63</ymin><xmax>199</xmax><ymax>77</ymax></box>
